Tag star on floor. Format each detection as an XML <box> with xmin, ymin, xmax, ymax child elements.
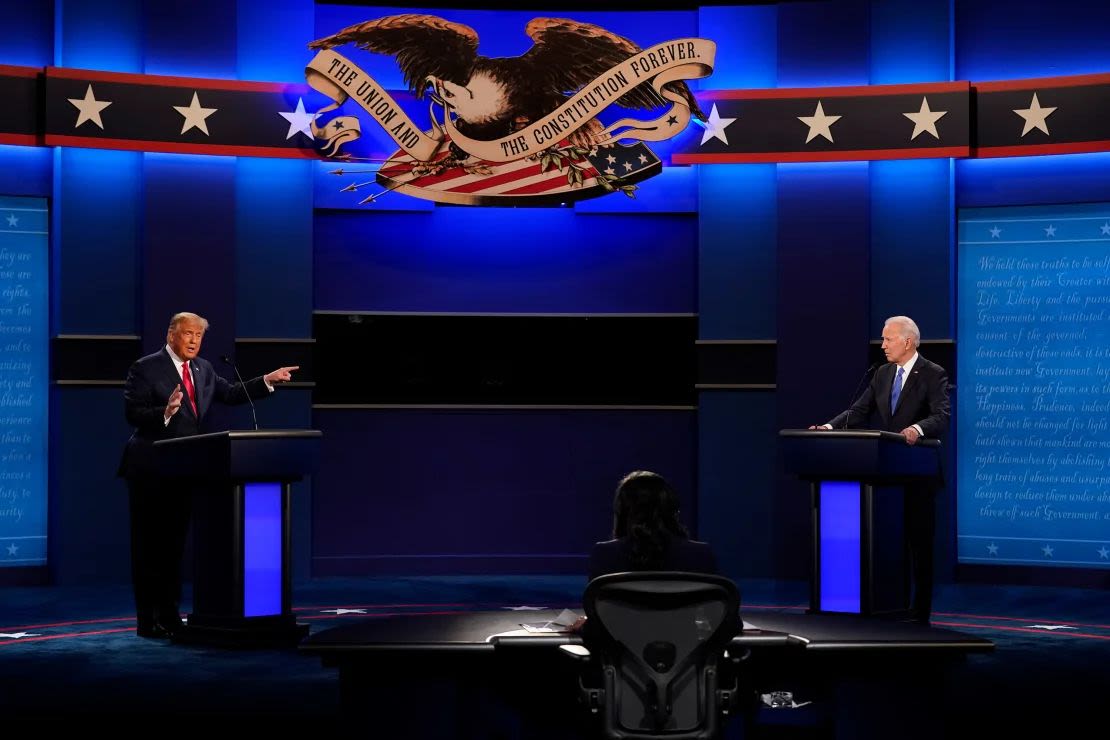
<box><xmin>173</xmin><ymin>92</ymin><xmax>218</xmax><ymax>136</ymax></box>
<box><xmin>798</xmin><ymin>101</ymin><xmax>841</xmax><ymax>143</ymax></box>
<box><xmin>698</xmin><ymin>103</ymin><xmax>737</xmax><ymax>146</ymax></box>
<box><xmin>1029</xmin><ymin>625</ymin><xmax>1076</xmax><ymax>631</ymax></box>
<box><xmin>504</xmin><ymin>606</ymin><xmax>546</xmax><ymax>611</ymax></box>
<box><xmin>989</xmin><ymin>226</ymin><xmax>1002</xmax><ymax>238</ymax></box>
<box><xmin>320</xmin><ymin>608</ymin><xmax>367</xmax><ymax>615</ymax></box>
<box><xmin>5</xmin><ymin>214</ymin><xmax>18</xmax><ymax>228</ymax></box>
<box><xmin>0</xmin><ymin>632</ymin><xmax>41</xmax><ymax>639</ymax></box>
<box><xmin>68</xmin><ymin>84</ymin><xmax>113</xmax><ymax>130</ymax></box>
<box><xmin>903</xmin><ymin>96</ymin><xmax>947</xmax><ymax>140</ymax></box>
<box><xmin>278</xmin><ymin>98</ymin><xmax>320</xmax><ymax>140</ymax></box>
<box><xmin>1013</xmin><ymin>92</ymin><xmax>1056</xmax><ymax>137</ymax></box>
<box><xmin>1045</xmin><ymin>225</ymin><xmax>1057</xmax><ymax>237</ymax></box>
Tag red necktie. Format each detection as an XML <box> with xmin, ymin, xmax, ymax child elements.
<box><xmin>181</xmin><ymin>362</ymin><xmax>198</xmax><ymax>415</ymax></box>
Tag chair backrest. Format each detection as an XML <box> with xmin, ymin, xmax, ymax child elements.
<box><xmin>582</xmin><ymin>571</ymin><xmax>741</xmax><ymax>740</ymax></box>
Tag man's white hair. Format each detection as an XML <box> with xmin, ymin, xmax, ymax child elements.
<box><xmin>884</xmin><ymin>315</ymin><xmax>920</xmax><ymax>347</ymax></box>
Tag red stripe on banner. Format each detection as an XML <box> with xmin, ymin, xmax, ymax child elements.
<box><xmin>444</xmin><ymin>162</ymin><xmax>549</xmax><ymax>193</ymax></box>
<box><xmin>934</xmin><ymin>620</ymin><xmax>1110</xmax><ymax>641</ymax></box>
<box><xmin>501</xmin><ymin>168</ymin><xmax>600</xmax><ymax>195</ymax></box>
<box><xmin>700</xmin><ymin>80</ymin><xmax>969</xmax><ymax>100</ymax></box>
<box><xmin>0</xmin><ymin>134</ymin><xmax>39</xmax><ymax>146</ymax></box>
<box><xmin>45</xmin><ymin>66</ymin><xmax>308</xmax><ymax>94</ymax></box>
<box><xmin>974</xmin><ymin>140</ymin><xmax>1110</xmax><ymax>158</ymax></box>
<box><xmin>379</xmin><ymin>150</ymin><xmax>456</xmax><ymax>178</ymax></box>
<box><xmin>0</xmin><ymin>64</ymin><xmax>42</xmax><ymax>78</ymax></box>
<box><xmin>975</xmin><ymin>73</ymin><xmax>1110</xmax><ymax>92</ymax></box>
<box><xmin>0</xmin><ymin>627</ymin><xmax>135</xmax><ymax>646</ymax></box>
<box><xmin>44</xmin><ymin>134</ymin><xmax>321</xmax><ymax>158</ymax></box>
<box><xmin>672</xmin><ymin>146</ymin><xmax>970</xmax><ymax>164</ymax></box>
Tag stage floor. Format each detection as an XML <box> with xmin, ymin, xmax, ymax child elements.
<box><xmin>1</xmin><ymin>575</ymin><xmax>1107</xmax><ymax>734</ymax></box>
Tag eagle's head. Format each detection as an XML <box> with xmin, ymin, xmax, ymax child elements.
<box><xmin>428</xmin><ymin>61</ymin><xmax>514</xmax><ymax>128</ymax></box>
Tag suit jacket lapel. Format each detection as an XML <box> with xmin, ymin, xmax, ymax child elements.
<box><xmin>191</xmin><ymin>360</ymin><xmax>209</xmax><ymax>420</ymax></box>
<box><xmin>877</xmin><ymin>363</ymin><xmax>894</xmax><ymax>420</ymax></box>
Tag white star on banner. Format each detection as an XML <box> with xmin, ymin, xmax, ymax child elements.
<box><xmin>68</xmin><ymin>84</ymin><xmax>113</xmax><ymax>130</ymax></box>
<box><xmin>637</xmin><ymin>153</ymin><xmax>648</xmax><ymax>164</ymax></box>
<box><xmin>1045</xmin><ymin>225</ymin><xmax>1057</xmax><ymax>237</ymax></box>
<box><xmin>1029</xmin><ymin>625</ymin><xmax>1076</xmax><ymax>631</ymax></box>
<box><xmin>1013</xmin><ymin>92</ymin><xmax>1056</xmax><ymax>137</ymax></box>
<box><xmin>989</xmin><ymin>226</ymin><xmax>1002</xmax><ymax>238</ymax></box>
<box><xmin>987</xmin><ymin>543</ymin><xmax>999</xmax><ymax>555</ymax></box>
<box><xmin>173</xmin><ymin>92</ymin><xmax>218</xmax><ymax>136</ymax></box>
<box><xmin>903</xmin><ymin>96</ymin><xmax>948</xmax><ymax>140</ymax></box>
<box><xmin>798</xmin><ymin>101</ymin><xmax>841</xmax><ymax>143</ymax></box>
<box><xmin>6</xmin><ymin>543</ymin><xmax>17</xmax><ymax>556</ymax></box>
<box><xmin>320</xmin><ymin>608</ymin><xmax>367</xmax><ymax>615</ymax></box>
<box><xmin>0</xmin><ymin>632</ymin><xmax>40</xmax><ymax>639</ymax></box>
<box><xmin>1042</xmin><ymin>544</ymin><xmax>1054</xmax><ymax>557</ymax></box>
<box><xmin>698</xmin><ymin>103</ymin><xmax>737</xmax><ymax>146</ymax></box>
<box><xmin>278</xmin><ymin>98</ymin><xmax>320</xmax><ymax>141</ymax></box>
<box><xmin>1100</xmin><ymin>222</ymin><xmax>1110</xmax><ymax>236</ymax></box>
<box><xmin>504</xmin><ymin>606</ymin><xmax>546</xmax><ymax>611</ymax></box>
<box><xmin>622</xmin><ymin>161</ymin><xmax>633</xmax><ymax>172</ymax></box>
<box><xmin>606</xmin><ymin>154</ymin><xmax>617</xmax><ymax>164</ymax></box>
<box><xmin>1098</xmin><ymin>546</ymin><xmax>1109</xmax><ymax>559</ymax></box>
<box><xmin>5</xmin><ymin>214</ymin><xmax>18</xmax><ymax>228</ymax></box>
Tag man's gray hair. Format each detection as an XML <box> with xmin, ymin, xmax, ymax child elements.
<box><xmin>168</xmin><ymin>312</ymin><xmax>209</xmax><ymax>332</ymax></box>
<box><xmin>885</xmin><ymin>315</ymin><xmax>920</xmax><ymax>347</ymax></box>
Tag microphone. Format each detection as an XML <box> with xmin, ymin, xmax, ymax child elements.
<box><xmin>221</xmin><ymin>355</ymin><xmax>259</xmax><ymax>431</ymax></box>
<box><xmin>844</xmin><ymin>362</ymin><xmax>881</xmax><ymax>429</ymax></box>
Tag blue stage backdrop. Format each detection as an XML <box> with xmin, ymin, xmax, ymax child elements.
<box><xmin>957</xmin><ymin>201</ymin><xmax>1110</xmax><ymax>569</ymax></box>
<box><xmin>0</xmin><ymin>195</ymin><xmax>48</xmax><ymax>568</ymax></box>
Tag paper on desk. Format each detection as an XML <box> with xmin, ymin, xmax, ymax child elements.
<box><xmin>520</xmin><ymin>608</ymin><xmax>581</xmax><ymax>632</ymax></box>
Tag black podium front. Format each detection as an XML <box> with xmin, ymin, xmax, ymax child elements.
<box><xmin>153</xmin><ymin>429</ymin><xmax>321</xmax><ymax>646</ymax></box>
<box><xmin>779</xmin><ymin>429</ymin><xmax>941</xmax><ymax>616</ymax></box>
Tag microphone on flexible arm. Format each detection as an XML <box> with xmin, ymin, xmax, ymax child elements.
<box><xmin>843</xmin><ymin>362</ymin><xmax>882</xmax><ymax>429</ymax></box>
<box><xmin>221</xmin><ymin>355</ymin><xmax>259</xmax><ymax>431</ymax></box>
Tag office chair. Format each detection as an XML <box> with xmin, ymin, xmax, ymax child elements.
<box><xmin>574</xmin><ymin>571</ymin><xmax>743</xmax><ymax>740</ymax></box>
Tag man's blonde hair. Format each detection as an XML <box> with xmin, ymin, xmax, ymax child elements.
<box><xmin>168</xmin><ymin>312</ymin><xmax>209</xmax><ymax>332</ymax></box>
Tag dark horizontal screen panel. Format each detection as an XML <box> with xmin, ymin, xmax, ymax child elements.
<box><xmin>234</xmin><ymin>339</ymin><xmax>315</xmax><ymax>385</ymax></box>
<box><xmin>697</xmin><ymin>342</ymin><xmax>776</xmax><ymax>386</ymax></box>
<box><xmin>53</xmin><ymin>335</ymin><xmax>141</xmax><ymax>383</ymax></box>
<box><xmin>313</xmin><ymin>313</ymin><xmax>696</xmax><ymax>406</ymax></box>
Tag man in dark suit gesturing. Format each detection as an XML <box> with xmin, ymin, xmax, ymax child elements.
<box><xmin>118</xmin><ymin>312</ymin><xmax>299</xmax><ymax>638</ymax></box>
<box><xmin>815</xmin><ymin>315</ymin><xmax>950</xmax><ymax>623</ymax></box>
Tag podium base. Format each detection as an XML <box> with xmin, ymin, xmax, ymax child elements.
<box><xmin>175</xmin><ymin>613</ymin><xmax>309</xmax><ymax>648</ymax></box>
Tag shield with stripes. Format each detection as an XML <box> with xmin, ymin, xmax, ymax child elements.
<box><xmin>374</xmin><ymin>135</ymin><xmax>661</xmax><ymax>206</ymax></box>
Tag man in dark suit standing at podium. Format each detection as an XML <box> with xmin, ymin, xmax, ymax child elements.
<box><xmin>118</xmin><ymin>311</ymin><xmax>299</xmax><ymax>639</ymax></box>
<box><xmin>815</xmin><ymin>315</ymin><xmax>950</xmax><ymax>623</ymax></box>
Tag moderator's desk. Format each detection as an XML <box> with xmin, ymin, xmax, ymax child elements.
<box><xmin>301</xmin><ymin>609</ymin><xmax>993</xmax><ymax>738</ymax></box>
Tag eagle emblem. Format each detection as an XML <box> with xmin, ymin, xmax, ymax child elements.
<box><xmin>305</xmin><ymin>15</ymin><xmax>717</xmax><ymax>206</ymax></box>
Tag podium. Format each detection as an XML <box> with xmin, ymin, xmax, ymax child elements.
<box><xmin>779</xmin><ymin>429</ymin><xmax>941</xmax><ymax>616</ymax></box>
<box><xmin>153</xmin><ymin>429</ymin><xmax>322</xmax><ymax>646</ymax></box>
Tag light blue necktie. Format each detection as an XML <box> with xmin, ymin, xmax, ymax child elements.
<box><xmin>891</xmin><ymin>366</ymin><xmax>904</xmax><ymax>412</ymax></box>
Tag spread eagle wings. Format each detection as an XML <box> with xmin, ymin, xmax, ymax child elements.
<box><xmin>520</xmin><ymin>18</ymin><xmax>706</xmax><ymax>121</ymax></box>
<box><xmin>308</xmin><ymin>14</ymin><xmax>706</xmax><ymax>121</ymax></box>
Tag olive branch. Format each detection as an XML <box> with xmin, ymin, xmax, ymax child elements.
<box><xmin>536</xmin><ymin>145</ymin><xmax>638</xmax><ymax>198</ymax></box>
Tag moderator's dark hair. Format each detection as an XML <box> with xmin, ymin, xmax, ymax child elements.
<box><xmin>612</xmin><ymin>470</ymin><xmax>689</xmax><ymax>569</ymax></box>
